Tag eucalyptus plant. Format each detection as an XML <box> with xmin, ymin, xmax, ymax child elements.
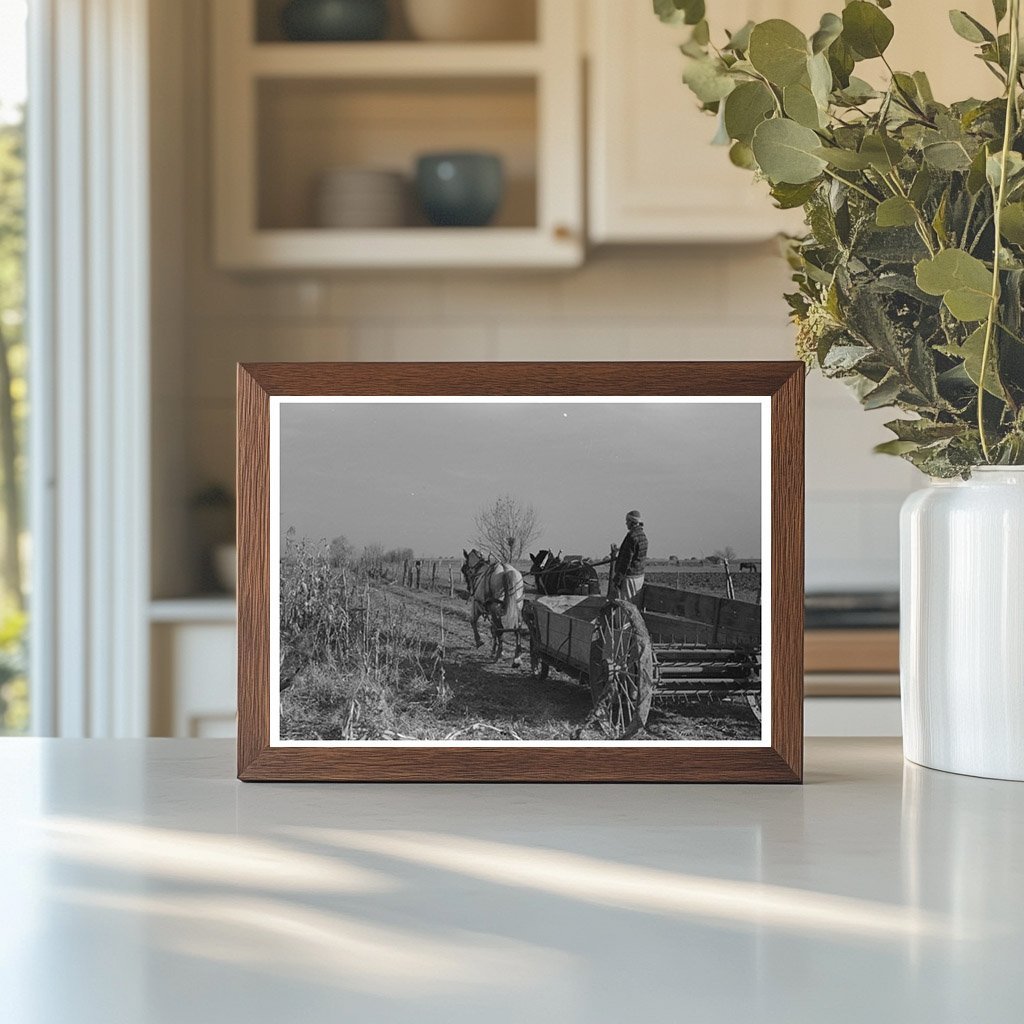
<box><xmin>657</xmin><ymin>0</ymin><xmax>1024</xmax><ymax>475</ymax></box>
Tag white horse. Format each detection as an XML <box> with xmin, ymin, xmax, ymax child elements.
<box><xmin>461</xmin><ymin>549</ymin><xmax>525</xmax><ymax>667</ymax></box>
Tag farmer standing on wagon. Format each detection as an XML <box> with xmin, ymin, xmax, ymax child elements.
<box><xmin>612</xmin><ymin>509</ymin><xmax>647</xmax><ymax>604</ymax></box>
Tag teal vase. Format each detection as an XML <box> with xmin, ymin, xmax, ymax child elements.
<box><xmin>281</xmin><ymin>0</ymin><xmax>388</xmax><ymax>42</ymax></box>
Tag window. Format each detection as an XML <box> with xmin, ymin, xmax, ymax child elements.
<box><xmin>0</xmin><ymin>0</ymin><xmax>28</xmax><ymax>734</ymax></box>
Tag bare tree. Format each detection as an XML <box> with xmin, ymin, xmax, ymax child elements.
<box><xmin>473</xmin><ymin>493</ymin><xmax>541</xmax><ymax>562</ymax></box>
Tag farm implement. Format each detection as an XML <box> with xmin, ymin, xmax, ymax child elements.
<box><xmin>521</xmin><ymin>582</ymin><xmax>761</xmax><ymax>739</ymax></box>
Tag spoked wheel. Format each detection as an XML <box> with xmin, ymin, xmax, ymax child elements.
<box><xmin>745</xmin><ymin>693</ymin><xmax>762</xmax><ymax>723</ymax></box>
<box><xmin>589</xmin><ymin>599</ymin><xmax>654</xmax><ymax>738</ymax></box>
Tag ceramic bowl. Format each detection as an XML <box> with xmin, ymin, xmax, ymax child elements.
<box><xmin>316</xmin><ymin>168</ymin><xmax>407</xmax><ymax>228</ymax></box>
<box><xmin>281</xmin><ymin>0</ymin><xmax>388</xmax><ymax>42</ymax></box>
<box><xmin>415</xmin><ymin>152</ymin><xmax>504</xmax><ymax>228</ymax></box>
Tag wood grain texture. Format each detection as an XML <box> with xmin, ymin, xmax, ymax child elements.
<box><xmin>236</xmin><ymin>361</ymin><xmax>805</xmax><ymax>783</ymax></box>
<box><xmin>805</xmin><ymin>630</ymin><xmax>899</xmax><ymax>674</ymax></box>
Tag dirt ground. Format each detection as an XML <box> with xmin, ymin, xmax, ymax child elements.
<box><xmin>344</xmin><ymin>581</ymin><xmax>762</xmax><ymax>742</ymax></box>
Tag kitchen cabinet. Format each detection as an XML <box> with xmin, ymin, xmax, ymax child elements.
<box><xmin>587</xmin><ymin>0</ymin><xmax>998</xmax><ymax>244</ymax></box>
<box><xmin>211</xmin><ymin>0</ymin><xmax>583</xmax><ymax>269</ymax></box>
<box><xmin>150</xmin><ymin>601</ymin><xmax>237</xmax><ymax>738</ymax></box>
<box><xmin>587</xmin><ymin>0</ymin><xmax>812</xmax><ymax>243</ymax></box>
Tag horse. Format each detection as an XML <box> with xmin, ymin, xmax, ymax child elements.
<box><xmin>461</xmin><ymin>548</ymin><xmax>525</xmax><ymax>667</ymax></box>
<box><xmin>529</xmin><ymin>549</ymin><xmax>600</xmax><ymax>596</ymax></box>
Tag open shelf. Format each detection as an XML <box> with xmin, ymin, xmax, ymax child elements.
<box><xmin>213</xmin><ymin>0</ymin><xmax>582</xmax><ymax>268</ymax></box>
<box><xmin>254</xmin><ymin>0</ymin><xmax>538</xmax><ymax>44</ymax></box>
<box><xmin>249</xmin><ymin>41</ymin><xmax>544</xmax><ymax>77</ymax></box>
<box><xmin>257</xmin><ymin>76</ymin><xmax>538</xmax><ymax>232</ymax></box>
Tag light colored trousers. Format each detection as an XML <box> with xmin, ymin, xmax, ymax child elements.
<box><xmin>613</xmin><ymin>574</ymin><xmax>644</xmax><ymax>604</ymax></box>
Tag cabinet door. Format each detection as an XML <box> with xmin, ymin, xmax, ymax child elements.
<box><xmin>587</xmin><ymin>0</ymin><xmax>996</xmax><ymax>244</ymax></box>
<box><xmin>587</xmin><ymin>0</ymin><xmax>808</xmax><ymax>243</ymax></box>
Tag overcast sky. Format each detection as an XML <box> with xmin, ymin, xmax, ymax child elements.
<box><xmin>279</xmin><ymin>400</ymin><xmax>763</xmax><ymax>559</ymax></box>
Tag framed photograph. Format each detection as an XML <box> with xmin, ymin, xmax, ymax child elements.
<box><xmin>237</xmin><ymin>362</ymin><xmax>804</xmax><ymax>782</ymax></box>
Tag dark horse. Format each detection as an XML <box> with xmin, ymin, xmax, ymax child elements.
<box><xmin>461</xmin><ymin>549</ymin><xmax>525</xmax><ymax>667</ymax></box>
<box><xmin>529</xmin><ymin>550</ymin><xmax>600</xmax><ymax>596</ymax></box>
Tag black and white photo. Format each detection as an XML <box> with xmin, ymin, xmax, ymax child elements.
<box><xmin>270</xmin><ymin>396</ymin><xmax>770</xmax><ymax>746</ymax></box>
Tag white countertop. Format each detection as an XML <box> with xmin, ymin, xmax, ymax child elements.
<box><xmin>1</xmin><ymin>738</ymin><xmax>1020</xmax><ymax>1023</ymax></box>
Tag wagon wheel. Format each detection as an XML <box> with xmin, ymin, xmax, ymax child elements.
<box><xmin>745</xmin><ymin>693</ymin><xmax>762</xmax><ymax>723</ymax></box>
<box><xmin>589</xmin><ymin>600</ymin><xmax>654</xmax><ymax>738</ymax></box>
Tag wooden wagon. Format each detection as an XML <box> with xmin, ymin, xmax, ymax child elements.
<box><xmin>521</xmin><ymin>584</ymin><xmax>762</xmax><ymax>738</ymax></box>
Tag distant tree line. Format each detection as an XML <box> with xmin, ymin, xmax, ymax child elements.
<box><xmin>328</xmin><ymin>537</ymin><xmax>418</xmax><ymax>578</ymax></box>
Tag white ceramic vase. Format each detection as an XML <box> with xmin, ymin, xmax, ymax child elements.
<box><xmin>900</xmin><ymin>467</ymin><xmax>1024</xmax><ymax>780</ymax></box>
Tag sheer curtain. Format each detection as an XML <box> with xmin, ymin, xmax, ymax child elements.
<box><xmin>28</xmin><ymin>0</ymin><xmax>150</xmax><ymax>736</ymax></box>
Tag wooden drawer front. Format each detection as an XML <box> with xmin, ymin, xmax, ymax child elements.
<box><xmin>805</xmin><ymin>630</ymin><xmax>899</xmax><ymax>674</ymax></box>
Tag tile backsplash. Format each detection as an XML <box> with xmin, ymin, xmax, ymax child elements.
<box><xmin>155</xmin><ymin>0</ymin><xmax>915</xmax><ymax>598</ymax></box>
<box><xmin>181</xmin><ymin>246</ymin><xmax>916</xmax><ymax>593</ymax></box>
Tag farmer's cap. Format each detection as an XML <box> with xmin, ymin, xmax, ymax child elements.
<box><xmin>626</xmin><ymin>509</ymin><xmax>642</xmax><ymax>524</ymax></box>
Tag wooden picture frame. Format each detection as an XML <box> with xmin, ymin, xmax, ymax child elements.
<box><xmin>237</xmin><ymin>362</ymin><xmax>804</xmax><ymax>782</ymax></box>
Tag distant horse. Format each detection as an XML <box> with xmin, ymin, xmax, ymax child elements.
<box><xmin>529</xmin><ymin>550</ymin><xmax>600</xmax><ymax>596</ymax></box>
<box><xmin>461</xmin><ymin>548</ymin><xmax>525</xmax><ymax>667</ymax></box>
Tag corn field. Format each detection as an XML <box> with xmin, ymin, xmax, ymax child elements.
<box><xmin>279</xmin><ymin>538</ymin><xmax>450</xmax><ymax>741</ymax></box>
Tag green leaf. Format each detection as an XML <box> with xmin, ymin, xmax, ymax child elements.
<box><xmin>808</xmin><ymin>51</ymin><xmax>833</xmax><ymax>109</ymax></box>
<box><xmin>827</xmin><ymin>36</ymin><xmax>856</xmax><ymax>88</ymax></box>
<box><xmin>948</xmin><ymin>10</ymin><xmax>994</xmax><ymax>44</ymax></box>
<box><xmin>653</xmin><ymin>0</ymin><xmax>705</xmax><ymax>26</ymax></box>
<box><xmin>967</xmin><ymin>144</ymin><xmax>991</xmax><ymax>193</ymax></box>
<box><xmin>876</xmin><ymin>197</ymin><xmax>918</xmax><ymax>228</ymax></box>
<box><xmin>1000</xmin><ymin>203</ymin><xmax>1024</xmax><ymax>244</ymax></box>
<box><xmin>784</xmin><ymin>81</ymin><xmax>824</xmax><ymax>129</ymax></box>
<box><xmin>842</xmin><ymin>1</ymin><xmax>895</xmax><ymax>59</ymax></box>
<box><xmin>862</xmin><ymin>374</ymin><xmax>903</xmax><ymax>409</ymax></box>
<box><xmin>682</xmin><ymin>57</ymin><xmax>736</xmax><ymax>104</ymax></box>
<box><xmin>729</xmin><ymin>140</ymin><xmax>757</xmax><ymax>169</ymax></box>
<box><xmin>986</xmin><ymin>150</ymin><xmax>1024</xmax><ymax>191</ymax></box>
<box><xmin>885</xmin><ymin>418</ymin><xmax>964</xmax><ymax>443</ymax></box>
<box><xmin>837</xmin><ymin>76</ymin><xmax>879</xmax><ymax>104</ymax></box>
<box><xmin>875</xmin><ymin>439</ymin><xmax>922</xmax><ymax>455</ymax></box>
<box><xmin>771</xmin><ymin>180</ymin><xmax>820</xmax><ymax>209</ymax></box>
<box><xmin>810</xmin><ymin>12</ymin><xmax>843</xmax><ymax>54</ymax></box>
<box><xmin>940</xmin><ymin>325</ymin><xmax>1006</xmax><ymax>397</ymax></box>
<box><xmin>909</xmin><ymin>164</ymin><xmax>933</xmax><ymax>205</ymax></box>
<box><xmin>923</xmin><ymin>140</ymin><xmax>972</xmax><ymax>171</ymax></box>
<box><xmin>932</xmin><ymin>190</ymin><xmax>950</xmax><ymax>247</ymax></box>
<box><xmin>915</xmin><ymin>249</ymin><xmax>994</xmax><ymax>322</ymax></box>
<box><xmin>913</xmin><ymin>71</ymin><xmax>935</xmax><ymax>104</ymax></box>
<box><xmin>814</xmin><ymin>146</ymin><xmax>872</xmax><ymax>170</ymax></box>
<box><xmin>752</xmin><ymin>118</ymin><xmax>828</xmax><ymax>184</ymax></box>
<box><xmin>861</xmin><ymin>133</ymin><xmax>904</xmax><ymax>173</ymax></box>
<box><xmin>724</xmin><ymin>20</ymin><xmax>755</xmax><ymax>53</ymax></box>
<box><xmin>723</xmin><ymin>81</ymin><xmax>775</xmax><ymax>144</ymax></box>
<box><xmin>748</xmin><ymin>20</ymin><xmax>809</xmax><ymax>86</ymax></box>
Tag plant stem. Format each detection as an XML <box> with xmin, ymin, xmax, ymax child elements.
<box><xmin>823</xmin><ymin>167</ymin><xmax>880</xmax><ymax>204</ymax></box>
<box><xmin>884</xmin><ymin>170</ymin><xmax>939</xmax><ymax>254</ymax></box>
<box><xmin>979</xmin><ymin>0</ymin><xmax>1021</xmax><ymax>462</ymax></box>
